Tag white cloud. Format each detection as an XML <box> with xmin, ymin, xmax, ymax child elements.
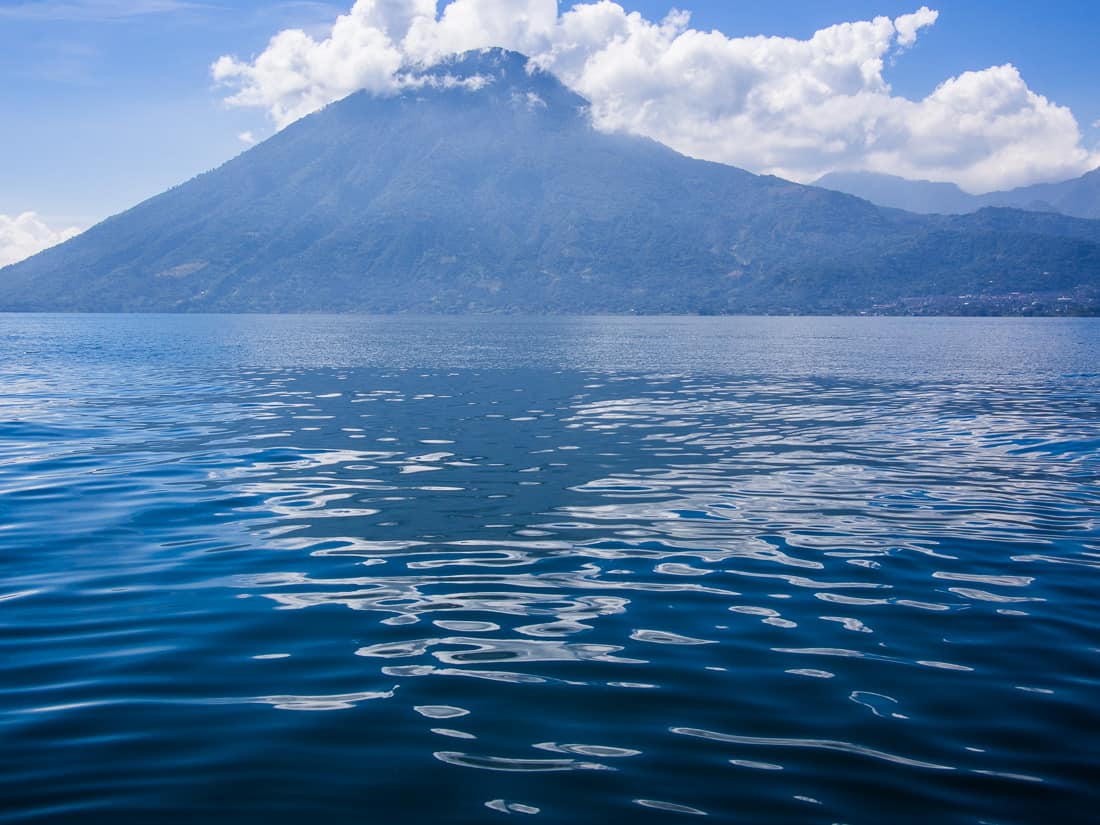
<box><xmin>212</xmin><ymin>1</ymin><xmax>1099</xmax><ymax>192</ymax></box>
<box><xmin>894</xmin><ymin>6</ymin><xmax>938</xmax><ymax>47</ymax></box>
<box><xmin>238</xmin><ymin>130</ymin><xmax>258</xmax><ymax>145</ymax></box>
<box><xmin>0</xmin><ymin>213</ymin><xmax>83</xmax><ymax>268</ymax></box>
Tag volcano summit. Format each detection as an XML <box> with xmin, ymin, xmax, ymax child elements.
<box><xmin>2</xmin><ymin>49</ymin><xmax>1099</xmax><ymax>315</ymax></box>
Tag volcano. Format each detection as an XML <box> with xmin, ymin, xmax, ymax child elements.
<box><xmin>3</xmin><ymin>48</ymin><xmax>1099</xmax><ymax>314</ymax></box>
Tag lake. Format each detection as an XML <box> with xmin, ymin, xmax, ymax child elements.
<box><xmin>1</xmin><ymin>315</ymin><xmax>1098</xmax><ymax>823</ymax></box>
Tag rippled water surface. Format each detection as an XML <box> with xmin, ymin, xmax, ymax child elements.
<box><xmin>2</xmin><ymin>315</ymin><xmax>1099</xmax><ymax>824</ymax></box>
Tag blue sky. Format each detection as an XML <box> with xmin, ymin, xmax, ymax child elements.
<box><xmin>1</xmin><ymin>0</ymin><xmax>1098</xmax><ymax>233</ymax></box>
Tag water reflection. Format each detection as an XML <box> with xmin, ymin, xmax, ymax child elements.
<box><xmin>1</xmin><ymin>316</ymin><xmax>1099</xmax><ymax>822</ymax></box>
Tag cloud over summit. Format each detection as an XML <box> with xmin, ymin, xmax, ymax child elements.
<box><xmin>213</xmin><ymin>1</ymin><xmax>1098</xmax><ymax>192</ymax></box>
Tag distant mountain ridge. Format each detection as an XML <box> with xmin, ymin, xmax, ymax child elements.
<box><xmin>2</xmin><ymin>48</ymin><xmax>1099</xmax><ymax>315</ymax></box>
<box><xmin>815</xmin><ymin>168</ymin><xmax>1100</xmax><ymax>219</ymax></box>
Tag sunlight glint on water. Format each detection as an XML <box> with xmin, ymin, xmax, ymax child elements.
<box><xmin>1</xmin><ymin>315</ymin><xmax>1098</xmax><ymax>824</ymax></box>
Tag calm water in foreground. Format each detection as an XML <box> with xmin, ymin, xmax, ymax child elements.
<box><xmin>1</xmin><ymin>315</ymin><xmax>1098</xmax><ymax>824</ymax></box>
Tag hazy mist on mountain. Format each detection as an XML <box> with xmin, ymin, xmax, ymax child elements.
<box><xmin>815</xmin><ymin>168</ymin><xmax>1100</xmax><ymax>220</ymax></box>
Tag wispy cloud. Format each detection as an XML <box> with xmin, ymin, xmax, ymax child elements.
<box><xmin>18</xmin><ymin>40</ymin><xmax>106</xmax><ymax>85</ymax></box>
<box><xmin>0</xmin><ymin>0</ymin><xmax>209</xmax><ymax>22</ymax></box>
<box><xmin>269</xmin><ymin>1</ymin><xmax>344</xmax><ymax>13</ymax></box>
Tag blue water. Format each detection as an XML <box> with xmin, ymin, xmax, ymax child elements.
<box><xmin>1</xmin><ymin>315</ymin><xmax>1098</xmax><ymax>824</ymax></box>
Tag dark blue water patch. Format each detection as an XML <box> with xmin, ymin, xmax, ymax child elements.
<box><xmin>1</xmin><ymin>315</ymin><xmax>1099</xmax><ymax>824</ymax></box>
